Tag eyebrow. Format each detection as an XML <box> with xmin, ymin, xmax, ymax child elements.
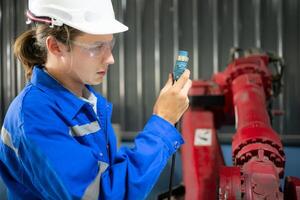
<box><xmin>92</xmin><ymin>37</ymin><xmax>115</xmax><ymax>45</ymax></box>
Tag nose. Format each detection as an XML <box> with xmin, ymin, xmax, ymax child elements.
<box><xmin>103</xmin><ymin>50</ymin><xmax>115</xmax><ymax>65</ymax></box>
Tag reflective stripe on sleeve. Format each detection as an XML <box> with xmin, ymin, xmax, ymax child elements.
<box><xmin>1</xmin><ymin>127</ymin><xmax>18</xmax><ymax>154</ymax></box>
<box><xmin>82</xmin><ymin>161</ymin><xmax>109</xmax><ymax>200</ymax></box>
<box><xmin>69</xmin><ymin>121</ymin><xmax>100</xmax><ymax>137</ymax></box>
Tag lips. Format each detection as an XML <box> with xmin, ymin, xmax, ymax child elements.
<box><xmin>97</xmin><ymin>66</ymin><xmax>108</xmax><ymax>76</ymax></box>
<box><xmin>97</xmin><ymin>70</ymin><xmax>106</xmax><ymax>76</ymax></box>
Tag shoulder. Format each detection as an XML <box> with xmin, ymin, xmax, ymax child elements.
<box><xmin>23</xmin><ymin>84</ymin><xmax>58</xmax><ymax>117</ymax></box>
<box><xmin>5</xmin><ymin>83</ymin><xmax>59</xmax><ymax>129</ymax></box>
<box><xmin>6</xmin><ymin>84</ymin><xmax>54</xmax><ymax>119</ymax></box>
<box><xmin>2</xmin><ymin>84</ymin><xmax>59</xmax><ymax>148</ymax></box>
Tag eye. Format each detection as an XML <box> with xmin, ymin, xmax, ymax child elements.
<box><xmin>96</xmin><ymin>44</ymin><xmax>106</xmax><ymax>50</ymax></box>
<box><xmin>98</xmin><ymin>41</ymin><xmax>114</xmax><ymax>50</ymax></box>
<box><xmin>90</xmin><ymin>44</ymin><xmax>105</xmax><ymax>53</ymax></box>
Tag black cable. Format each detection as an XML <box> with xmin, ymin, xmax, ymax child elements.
<box><xmin>168</xmin><ymin>77</ymin><xmax>177</xmax><ymax>200</ymax></box>
<box><xmin>168</xmin><ymin>50</ymin><xmax>188</xmax><ymax>199</ymax></box>
<box><xmin>168</xmin><ymin>136</ymin><xmax>177</xmax><ymax>200</ymax></box>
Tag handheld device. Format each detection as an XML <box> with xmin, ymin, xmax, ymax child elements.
<box><xmin>173</xmin><ymin>50</ymin><xmax>189</xmax><ymax>81</ymax></box>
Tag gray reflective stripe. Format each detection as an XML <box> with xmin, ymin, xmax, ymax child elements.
<box><xmin>0</xmin><ymin>127</ymin><xmax>18</xmax><ymax>154</ymax></box>
<box><xmin>69</xmin><ymin>121</ymin><xmax>100</xmax><ymax>137</ymax></box>
<box><xmin>82</xmin><ymin>161</ymin><xmax>109</xmax><ymax>200</ymax></box>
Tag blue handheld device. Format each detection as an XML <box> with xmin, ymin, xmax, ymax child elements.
<box><xmin>173</xmin><ymin>50</ymin><xmax>189</xmax><ymax>81</ymax></box>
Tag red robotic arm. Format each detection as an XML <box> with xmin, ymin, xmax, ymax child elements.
<box><xmin>181</xmin><ymin>51</ymin><xmax>300</xmax><ymax>200</ymax></box>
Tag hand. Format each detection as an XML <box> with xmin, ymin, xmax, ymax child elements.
<box><xmin>153</xmin><ymin>69</ymin><xmax>192</xmax><ymax>125</ymax></box>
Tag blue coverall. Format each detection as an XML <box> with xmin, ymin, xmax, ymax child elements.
<box><xmin>0</xmin><ymin>66</ymin><xmax>184</xmax><ymax>200</ymax></box>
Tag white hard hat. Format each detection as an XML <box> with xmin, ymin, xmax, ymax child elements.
<box><xmin>28</xmin><ymin>0</ymin><xmax>128</xmax><ymax>34</ymax></box>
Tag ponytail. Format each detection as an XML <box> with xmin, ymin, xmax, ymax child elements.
<box><xmin>14</xmin><ymin>24</ymin><xmax>82</xmax><ymax>80</ymax></box>
<box><xmin>14</xmin><ymin>28</ymin><xmax>46</xmax><ymax>80</ymax></box>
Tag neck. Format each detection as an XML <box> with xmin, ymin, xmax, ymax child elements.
<box><xmin>44</xmin><ymin>67</ymin><xmax>84</xmax><ymax>97</ymax></box>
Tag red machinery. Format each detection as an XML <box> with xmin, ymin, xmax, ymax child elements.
<box><xmin>181</xmin><ymin>50</ymin><xmax>300</xmax><ymax>200</ymax></box>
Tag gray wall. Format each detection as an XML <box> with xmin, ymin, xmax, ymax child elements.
<box><xmin>1</xmin><ymin>0</ymin><xmax>300</xmax><ymax>141</ymax></box>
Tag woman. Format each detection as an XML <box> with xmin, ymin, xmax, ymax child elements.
<box><xmin>0</xmin><ymin>0</ymin><xmax>191</xmax><ymax>199</ymax></box>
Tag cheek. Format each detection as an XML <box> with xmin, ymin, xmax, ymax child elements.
<box><xmin>69</xmin><ymin>53</ymin><xmax>88</xmax><ymax>68</ymax></box>
<box><xmin>70</xmin><ymin>58</ymin><xmax>98</xmax><ymax>77</ymax></box>
<box><xmin>68</xmin><ymin>51</ymin><xmax>101</xmax><ymax>74</ymax></box>
<box><xmin>72</xmin><ymin>51</ymin><xmax>101</xmax><ymax>66</ymax></box>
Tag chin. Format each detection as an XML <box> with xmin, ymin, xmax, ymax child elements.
<box><xmin>86</xmin><ymin>79</ymin><xmax>103</xmax><ymax>85</ymax></box>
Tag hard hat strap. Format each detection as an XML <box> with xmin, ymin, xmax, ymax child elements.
<box><xmin>26</xmin><ymin>10</ymin><xmax>63</xmax><ymax>28</ymax></box>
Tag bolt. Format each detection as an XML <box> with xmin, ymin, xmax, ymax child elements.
<box><xmin>270</xmin><ymin>153</ymin><xmax>276</xmax><ymax>161</ymax></box>
<box><xmin>246</xmin><ymin>152</ymin><xmax>252</xmax><ymax>158</ymax></box>
<box><xmin>275</xmin><ymin>158</ymin><xmax>281</xmax><ymax>165</ymax></box>
<box><xmin>274</xmin><ymin>144</ymin><xmax>280</xmax><ymax>149</ymax></box>
<box><xmin>241</xmin><ymin>156</ymin><xmax>246</xmax><ymax>163</ymax></box>
<box><xmin>279</xmin><ymin>148</ymin><xmax>284</xmax><ymax>155</ymax></box>
<box><xmin>251</xmin><ymin>138</ymin><xmax>257</xmax><ymax>143</ymax></box>
<box><xmin>266</xmin><ymin>140</ymin><xmax>272</xmax><ymax>145</ymax></box>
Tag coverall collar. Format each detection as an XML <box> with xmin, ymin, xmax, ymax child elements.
<box><xmin>30</xmin><ymin>65</ymin><xmax>88</xmax><ymax>118</ymax></box>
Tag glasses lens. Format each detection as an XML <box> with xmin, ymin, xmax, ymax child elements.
<box><xmin>71</xmin><ymin>39</ymin><xmax>115</xmax><ymax>58</ymax></box>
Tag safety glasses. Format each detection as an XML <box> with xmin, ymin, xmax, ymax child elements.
<box><xmin>69</xmin><ymin>38</ymin><xmax>115</xmax><ymax>58</ymax></box>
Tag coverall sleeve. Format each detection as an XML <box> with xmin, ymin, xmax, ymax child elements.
<box><xmin>101</xmin><ymin>115</ymin><xmax>183</xmax><ymax>200</ymax></box>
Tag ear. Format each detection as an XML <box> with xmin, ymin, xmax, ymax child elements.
<box><xmin>46</xmin><ymin>36</ymin><xmax>65</xmax><ymax>57</ymax></box>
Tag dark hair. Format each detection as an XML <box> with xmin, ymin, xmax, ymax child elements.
<box><xmin>14</xmin><ymin>24</ymin><xmax>82</xmax><ymax>79</ymax></box>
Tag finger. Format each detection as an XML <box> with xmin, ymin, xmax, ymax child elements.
<box><xmin>184</xmin><ymin>100</ymin><xmax>190</xmax><ymax>112</ymax></box>
<box><xmin>173</xmin><ymin>69</ymin><xmax>190</xmax><ymax>90</ymax></box>
<box><xmin>161</xmin><ymin>73</ymin><xmax>173</xmax><ymax>93</ymax></box>
<box><xmin>180</xmin><ymin>79</ymin><xmax>192</xmax><ymax>96</ymax></box>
